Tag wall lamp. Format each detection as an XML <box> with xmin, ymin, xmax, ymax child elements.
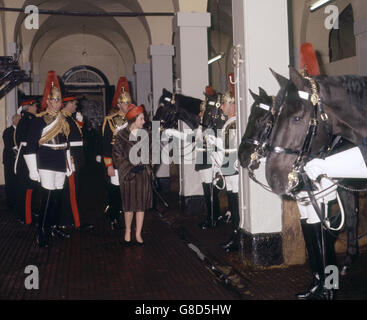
<box><xmin>208</xmin><ymin>52</ymin><xmax>224</xmax><ymax>65</ymax></box>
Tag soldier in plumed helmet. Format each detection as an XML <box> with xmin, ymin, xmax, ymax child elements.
<box><xmin>196</xmin><ymin>86</ymin><xmax>223</xmax><ymax>230</ymax></box>
<box><xmin>24</xmin><ymin>71</ymin><xmax>72</xmax><ymax>248</ymax></box>
<box><xmin>3</xmin><ymin>113</ymin><xmax>21</xmax><ymax>211</ymax></box>
<box><xmin>60</xmin><ymin>94</ymin><xmax>93</xmax><ymax>231</ymax></box>
<box><xmin>102</xmin><ymin>77</ymin><xmax>131</xmax><ymax>230</ymax></box>
<box><xmin>207</xmin><ymin>88</ymin><xmax>240</xmax><ymax>252</ymax></box>
<box><xmin>14</xmin><ymin>98</ymin><xmax>39</xmax><ymax>224</ymax></box>
<box><xmin>219</xmin><ymin>89</ymin><xmax>239</xmax><ymax>252</ymax></box>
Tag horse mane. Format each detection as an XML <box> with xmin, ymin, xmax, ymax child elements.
<box><xmin>175</xmin><ymin>93</ymin><xmax>202</xmax><ymax>115</ymax></box>
<box><xmin>340</xmin><ymin>75</ymin><xmax>367</xmax><ymax>99</ymax></box>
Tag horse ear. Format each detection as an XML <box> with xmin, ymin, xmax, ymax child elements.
<box><xmin>258</xmin><ymin>87</ymin><xmax>267</xmax><ymax>98</ymax></box>
<box><xmin>249</xmin><ymin>89</ymin><xmax>259</xmax><ymax>101</ymax></box>
<box><xmin>289</xmin><ymin>66</ymin><xmax>304</xmax><ymax>90</ymax></box>
<box><xmin>269</xmin><ymin>68</ymin><xmax>288</xmax><ymax>88</ymax></box>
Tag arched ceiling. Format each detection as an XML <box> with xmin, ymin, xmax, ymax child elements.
<box><xmin>9</xmin><ymin>0</ymin><xmax>233</xmax><ymax>75</ymax></box>
<box><xmin>14</xmin><ymin>0</ymin><xmax>153</xmax><ymax>66</ymax></box>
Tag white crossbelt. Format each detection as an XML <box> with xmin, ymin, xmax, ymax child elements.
<box><xmin>42</xmin><ymin>143</ymin><xmax>67</xmax><ymax>148</ymax></box>
<box><xmin>14</xmin><ymin>142</ymin><xmax>27</xmax><ymax>174</ymax></box>
<box><xmin>70</xmin><ymin>141</ymin><xmax>83</xmax><ymax>147</ymax></box>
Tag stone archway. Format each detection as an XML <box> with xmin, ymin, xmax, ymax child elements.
<box><xmin>62</xmin><ymin>65</ymin><xmax>111</xmax><ymax>165</ymax></box>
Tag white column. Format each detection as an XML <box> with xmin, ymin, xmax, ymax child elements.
<box><xmin>232</xmin><ymin>0</ymin><xmax>288</xmax><ymax>266</ymax></box>
<box><xmin>173</xmin><ymin>12</ymin><xmax>211</xmax><ymax>211</ymax></box>
<box><xmin>233</xmin><ymin>0</ymin><xmax>287</xmax><ymax>235</ymax></box>
<box><xmin>150</xmin><ymin>45</ymin><xmax>174</xmax><ymax>114</ymax></box>
<box><xmin>134</xmin><ymin>63</ymin><xmax>151</xmax><ymax>112</ymax></box>
<box><xmin>150</xmin><ymin>45</ymin><xmax>175</xmax><ymax>180</ymax></box>
<box><xmin>354</xmin><ymin>19</ymin><xmax>367</xmax><ymax>75</ymax></box>
<box><xmin>6</xmin><ymin>42</ymin><xmax>18</xmax><ymax>126</ymax></box>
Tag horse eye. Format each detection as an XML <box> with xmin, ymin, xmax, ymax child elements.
<box><xmin>293</xmin><ymin>116</ymin><xmax>301</xmax><ymax>122</ymax></box>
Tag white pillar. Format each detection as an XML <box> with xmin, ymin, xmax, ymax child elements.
<box><xmin>134</xmin><ymin>63</ymin><xmax>151</xmax><ymax>112</ymax></box>
<box><xmin>232</xmin><ymin>0</ymin><xmax>288</xmax><ymax>266</ymax></box>
<box><xmin>6</xmin><ymin>42</ymin><xmax>18</xmax><ymax>126</ymax></box>
<box><xmin>354</xmin><ymin>19</ymin><xmax>367</xmax><ymax>75</ymax></box>
<box><xmin>150</xmin><ymin>45</ymin><xmax>174</xmax><ymax>114</ymax></box>
<box><xmin>150</xmin><ymin>45</ymin><xmax>175</xmax><ymax>182</ymax></box>
<box><xmin>173</xmin><ymin>12</ymin><xmax>211</xmax><ymax>214</ymax></box>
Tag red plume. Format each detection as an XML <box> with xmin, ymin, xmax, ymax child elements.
<box><xmin>111</xmin><ymin>77</ymin><xmax>130</xmax><ymax>109</ymax></box>
<box><xmin>40</xmin><ymin>71</ymin><xmax>61</xmax><ymax>111</ymax></box>
<box><xmin>300</xmin><ymin>43</ymin><xmax>320</xmax><ymax>76</ymax></box>
<box><xmin>205</xmin><ymin>86</ymin><xmax>215</xmax><ymax>97</ymax></box>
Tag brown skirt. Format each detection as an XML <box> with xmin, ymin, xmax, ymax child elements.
<box><xmin>120</xmin><ymin>169</ymin><xmax>153</xmax><ymax>212</ymax></box>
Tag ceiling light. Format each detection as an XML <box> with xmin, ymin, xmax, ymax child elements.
<box><xmin>310</xmin><ymin>0</ymin><xmax>334</xmax><ymax>12</ymax></box>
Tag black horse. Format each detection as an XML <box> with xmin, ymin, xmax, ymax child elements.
<box><xmin>153</xmin><ymin>88</ymin><xmax>202</xmax><ymax>130</ymax></box>
<box><xmin>238</xmin><ymin>87</ymin><xmax>274</xmax><ymax>171</ymax></box>
<box><xmin>154</xmin><ymin>88</ymin><xmax>229</xmax><ymax>230</ymax></box>
<box><xmin>263</xmin><ymin>67</ymin><xmax>367</xmax><ymax>297</ymax></box>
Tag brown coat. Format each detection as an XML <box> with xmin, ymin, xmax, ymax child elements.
<box><xmin>112</xmin><ymin>127</ymin><xmax>153</xmax><ymax>212</ymax></box>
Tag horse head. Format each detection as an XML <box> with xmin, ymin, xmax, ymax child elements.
<box><xmin>174</xmin><ymin>93</ymin><xmax>202</xmax><ymax>129</ymax></box>
<box><xmin>153</xmin><ymin>88</ymin><xmax>178</xmax><ymax>130</ymax></box>
<box><xmin>238</xmin><ymin>87</ymin><xmax>274</xmax><ymax>170</ymax></box>
<box><xmin>201</xmin><ymin>92</ymin><xmax>227</xmax><ymax>131</ymax></box>
<box><xmin>265</xmin><ymin>67</ymin><xmax>331</xmax><ymax>196</ymax></box>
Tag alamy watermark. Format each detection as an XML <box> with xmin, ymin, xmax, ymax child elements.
<box><xmin>24</xmin><ymin>5</ymin><xmax>39</xmax><ymax>30</ymax></box>
<box><xmin>324</xmin><ymin>5</ymin><xmax>339</xmax><ymax>30</ymax></box>
<box><xmin>127</xmin><ymin>121</ymin><xmax>237</xmax><ymax>175</ymax></box>
<box><xmin>24</xmin><ymin>265</ymin><xmax>39</xmax><ymax>290</ymax></box>
<box><xmin>324</xmin><ymin>265</ymin><xmax>339</xmax><ymax>290</ymax></box>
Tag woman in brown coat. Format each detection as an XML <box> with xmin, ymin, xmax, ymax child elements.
<box><xmin>112</xmin><ymin>104</ymin><xmax>153</xmax><ymax>245</ymax></box>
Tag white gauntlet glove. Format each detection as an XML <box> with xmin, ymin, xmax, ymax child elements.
<box><xmin>304</xmin><ymin>158</ymin><xmax>325</xmax><ymax>181</ymax></box>
<box><xmin>66</xmin><ymin>149</ymin><xmax>73</xmax><ymax>176</ymax></box>
<box><xmin>164</xmin><ymin>129</ymin><xmax>186</xmax><ymax>141</ymax></box>
<box><xmin>76</xmin><ymin>112</ymin><xmax>83</xmax><ymax>122</ymax></box>
<box><xmin>23</xmin><ymin>154</ymin><xmax>40</xmax><ymax>182</ymax></box>
<box><xmin>206</xmin><ymin>135</ymin><xmax>224</xmax><ymax>151</ymax></box>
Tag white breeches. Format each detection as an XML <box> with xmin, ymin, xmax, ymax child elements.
<box><xmin>225</xmin><ymin>174</ymin><xmax>239</xmax><ymax>193</ymax></box>
<box><xmin>297</xmin><ymin>201</ymin><xmax>321</xmax><ymax>224</ymax></box>
<box><xmin>39</xmin><ymin>169</ymin><xmax>66</xmax><ymax>190</ymax></box>
<box><xmin>296</xmin><ymin>178</ymin><xmax>338</xmax><ymax>224</ymax></box>
<box><xmin>199</xmin><ymin>167</ymin><xmax>221</xmax><ymax>184</ymax></box>
<box><xmin>110</xmin><ymin>169</ymin><xmax>119</xmax><ymax>186</ymax></box>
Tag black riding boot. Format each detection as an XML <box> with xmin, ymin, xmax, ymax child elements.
<box><xmin>220</xmin><ymin>192</ymin><xmax>240</xmax><ymax>252</ymax></box>
<box><xmin>340</xmin><ymin>192</ymin><xmax>359</xmax><ymax>276</ymax></box>
<box><xmin>50</xmin><ymin>189</ymin><xmax>71</xmax><ymax>239</ymax></box>
<box><xmin>199</xmin><ymin>183</ymin><xmax>220</xmax><ymax>230</ymax></box>
<box><xmin>106</xmin><ymin>184</ymin><xmax>123</xmax><ymax>230</ymax></box>
<box><xmin>37</xmin><ymin>188</ymin><xmax>52</xmax><ymax>248</ymax></box>
<box><xmin>296</xmin><ymin>221</ymin><xmax>337</xmax><ymax>300</ymax></box>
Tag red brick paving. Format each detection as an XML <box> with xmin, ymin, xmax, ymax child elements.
<box><xmin>1</xmin><ymin>163</ymin><xmax>367</xmax><ymax>301</ymax></box>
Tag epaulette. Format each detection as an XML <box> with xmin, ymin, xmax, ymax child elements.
<box><xmin>61</xmin><ymin>109</ymin><xmax>72</xmax><ymax>117</ymax></box>
<box><xmin>102</xmin><ymin>116</ymin><xmax>109</xmax><ymax>137</ymax></box>
<box><xmin>36</xmin><ymin>111</ymin><xmax>48</xmax><ymax>118</ymax></box>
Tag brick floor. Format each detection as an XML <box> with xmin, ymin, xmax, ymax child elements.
<box><xmin>0</xmin><ymin>162</ymin><xmax>366</xmax><ymax>301</ymax></box>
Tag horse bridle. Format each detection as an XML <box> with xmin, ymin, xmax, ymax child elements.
<box><xmin>241</xmin><ymin>97</ymin><xmax>276</xmax><ymax>170</ymax></box>
<box><xmin>159</xmin><ymin>92</ymin><xmax>177</xmax><ymax>131</ymax></box>
<box><xmin>201</xmin><ymin>95</ymin><xmax>224</xmax><ymax>128</ymax></box>
<box><xmin>266</xmin><ymin>76</ymin><xmax>334</xmax><ymax>194</ymax></box>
